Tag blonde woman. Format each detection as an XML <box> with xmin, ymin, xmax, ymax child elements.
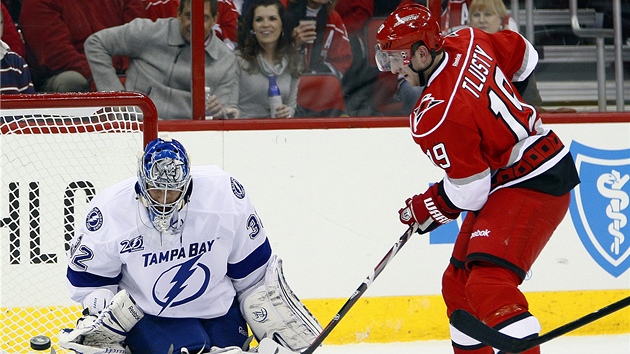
<box><xmin>468</xmin><ymin>0</ymin><xmax>518</xmax><ymax>33</ymax></box>
<box><xmin>469</xmin><ymin>0</ymin><xmax>544</xmax><ymax>108</ymax></box>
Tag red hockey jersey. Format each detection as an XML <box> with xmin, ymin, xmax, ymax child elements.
<box><xmin>410</xmin><ymin>27</ymin><xmax>577</xmax><ymax>212</ymax></box>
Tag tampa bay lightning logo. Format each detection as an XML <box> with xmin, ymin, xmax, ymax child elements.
<box><xmin>153</xmin><ymin>253</ymin><xmax>211</xmax><ymax>315</ymax></box>
<box><xmin>231</xmin><ymin>177</ymin><xmax>245</xmax><ymax>199</ymax></box>
<box><xmin>86</xmin><ymin>207</ymin><xmax>103</xmax><ymax>232</ymax></box>
<box><xmin>570</xmin><ymin>141</ymin><xmax>630</xmax><ymax>277</ymax></box>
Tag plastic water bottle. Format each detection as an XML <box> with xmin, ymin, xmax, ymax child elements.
<box><xmin>204</xmin><ymin>86</ymin><xmax>213</xmax><ymax>120</ymax></box>
<box><xmin>267</xmin><ymin>75</ymin><xmax>282</xmax><ymax>118</ymax></box>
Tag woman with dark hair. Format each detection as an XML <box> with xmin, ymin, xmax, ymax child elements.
<box><xmin>233</xmin><ymin>0</ymin><xmax>302</xmax><ymax>118</ymax></box>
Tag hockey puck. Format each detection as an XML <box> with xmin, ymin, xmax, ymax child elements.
<box><xmin>30</xmin><ymin>335</ymin><xmax>51</xmax><ymax>350</ymax></box>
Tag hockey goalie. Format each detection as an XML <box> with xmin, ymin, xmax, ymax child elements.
<box><xmin>59</xmin><ymin>138</ymin><xmax>321</xmax><ymax>354</ymax></box>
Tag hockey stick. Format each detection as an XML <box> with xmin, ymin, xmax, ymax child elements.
<box><xmin>449</xmin><ymin>294</ymin><xmax>630</xmax><ymax>353</ymax></box>
<box><xmin>300</xmin><ymin>224</ymin><xmax>418</xmax><ymax>354</ymax></box>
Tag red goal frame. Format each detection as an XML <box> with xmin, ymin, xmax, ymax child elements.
<box><xmin>0</xmin><ymin>91</ymin><xmax>158</xmax><ymax>145</ymax></box>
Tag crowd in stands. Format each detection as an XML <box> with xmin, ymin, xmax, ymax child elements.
<box><xmin>85</xmin><ymin>0</ymin><xmax>237</xmax><ymax>120</ymax></box>
<box><xmin>0</xmin><ymin>2</ymin><xmax>33</xmax><ymax>94</ymax></box>
<box><xmin>0</xmin><ymin>0</ymin><xmax>625</xmax><ymax>117</ymax></box>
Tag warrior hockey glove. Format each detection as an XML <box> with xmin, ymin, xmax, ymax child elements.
<box><xmin>59</xmin><ymin>289</ymin><xmax>144</xmax><ymax>354</ymax></box>
<box><xmin>398</xmin><ymin>182</ymin><xmax>460</xmax><ymax>233</ymax></box>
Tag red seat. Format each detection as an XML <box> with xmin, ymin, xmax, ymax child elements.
<box><xmin>297</xmin><ymin>73</ymin><xmax>346</xmax><ymax>116</ymax></box>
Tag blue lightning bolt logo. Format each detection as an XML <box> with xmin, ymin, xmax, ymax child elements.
<box><xmin>153</xmin><ymin>253</ymin><xmax>211</xmax><ymax>315</ymax></box>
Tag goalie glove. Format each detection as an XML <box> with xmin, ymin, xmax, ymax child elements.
<box><xmin>59</xmin><ymin>289</ymin><xmax>144</xmax><ymax>354</ymax></box>
<box><xmin>398</xmin><ymin>182</ymin><xmax>460</xmax><ymax>233</ymax></box>
<box><xmin>82</xmin><ymin>288</ymin><xmax>115</xmax><ymax>316</ymax></box>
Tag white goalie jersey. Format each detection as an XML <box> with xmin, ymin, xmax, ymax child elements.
<box><xmin>66</xmin><ymin>165</ymin><xmax>272</xmax><ymax>319</ymax></box>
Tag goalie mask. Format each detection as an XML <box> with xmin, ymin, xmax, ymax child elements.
<box><xmin>137</xmin><ymin>138</ymin><xmax>192</xmax><ymax>233</ymax></box>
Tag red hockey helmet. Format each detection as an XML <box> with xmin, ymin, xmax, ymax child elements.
<box><xmin>376</xmin><ymin>4</ymin><xmax>443</xmax><ymax>52</ymax></box>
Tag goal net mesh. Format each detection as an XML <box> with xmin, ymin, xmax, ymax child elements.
<box><xmin>0</xmin><ymin>92</ymin><xmax>157</xmax><ymax>353</ymax></box>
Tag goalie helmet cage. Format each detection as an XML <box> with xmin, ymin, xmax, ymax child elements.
<box><xmin>0</xmin><ymin>92</ymin><xmax>158</xmax><ymax>353</ymax></box>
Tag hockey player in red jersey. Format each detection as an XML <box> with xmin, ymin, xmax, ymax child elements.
<box><xmin>375</xmin><ymin>4</ymin><xmax>579</xmax><ymax>354</ymax></box>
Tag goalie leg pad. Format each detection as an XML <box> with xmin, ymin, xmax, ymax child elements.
<box><xmin>239</xmin><ymin>255</ymin><xmax>322</xmax><ymax>351</ymax></box>
<box><xmin>59</xmin><ymin>289</ymin><xmax>144</xmax><ymax>354</ymax></box>
<box><xmin>256</xmin><ymin>337</ymin><xmax>298</xmax><ymax>354</ymax></box>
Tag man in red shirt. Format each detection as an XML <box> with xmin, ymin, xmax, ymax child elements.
<box><xmin>285</xmin><ymin>0</ymin><xmax>353</xmax><ymax>80</ymax></box>
<box><xmin>376</xmin><ymin>4</ymin><xmax>579</xmax><ymax>354</ymax></box>
<box><xmin>1</xmin><ymin>3</ymin><xmax>24</xmax><ymax>57</ymax></box>
<box><xmin>19</xmin><ymin>0</ymin><xmax>148</xmax><ymax>92</ymax></box>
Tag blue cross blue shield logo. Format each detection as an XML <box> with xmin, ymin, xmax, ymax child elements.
<box><xmin>569</xmin><ymin>141</ymin><xmax>630</xmax><ymax>277</ymax></box>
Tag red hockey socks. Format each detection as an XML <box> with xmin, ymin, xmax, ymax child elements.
<box><xmin>450</xmin><ymin>265</ymin><xmax>541</xmax><ymax>353</ymax></box>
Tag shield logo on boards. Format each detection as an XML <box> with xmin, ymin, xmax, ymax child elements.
<box><xmin>569</xmin><ymin>141</ymin><xmax>630</xmax><ymax>277</ymax></box>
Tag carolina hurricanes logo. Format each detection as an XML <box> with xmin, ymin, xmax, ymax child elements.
<box><xmin>412</xmin><ymin>94</ymin><xmax>444</xmax><ymax>132</ymax></box>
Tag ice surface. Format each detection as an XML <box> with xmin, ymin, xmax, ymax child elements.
<box><xmin>314</xmin><ymin>335</ymin><xmax>630</xmax><ymax>354</ymax></box>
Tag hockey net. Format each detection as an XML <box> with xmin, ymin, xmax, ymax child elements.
<box><xmin>0</xmin><ymin>92</ymin><xmax>158</xmax><ymax>353</ymax></box>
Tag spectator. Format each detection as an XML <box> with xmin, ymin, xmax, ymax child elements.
<box><xmin>441</xmin><ymin>0</ymin><xmax>473</xmax><ymax>33</ymax></box>
<box><xmin>1</xmin><ymin>2</ymin><xmax>24</xmax><ymax>57</ymax></box>
<box><xmin>0</xmin><ymin>0</ymin><xmax>19</xmax><ymax>23</ymax></box>
<box><xmin>468</xmin><ymin>0</ymin><xmax>517</xmax><ymax>33</ymax></box>
<box><xmin>142</xmin><ymin>0</ymin><xmax>239</xmax><ymax>50</ymax></box>
<box><xmin>234</xmin><ymin>0</ymin><xmax>301</xmax><ymax>118</ymax></box>
<box><xmin>285</xmin><ymin>0</ymin><xmax>353</xmax><ymax>80</ymax></box>
<box><xmin>337</xmin><ymin>0</ymin><xmax>377</xmax><ymax>116</ymax></box>
<box><xmin>0</xmin><ymin>6</ymin><xmax>34</xmax><ymax>94</ymax></box>
<box><xmin>19</xmin><ymin>0</ymin><xmax>148</xmax><ymax>92</ymax></box>
<box><xmin>142</xmin><ymin>0</ymin><xmax>179</xmax><ymax>20</ymax></box>
<box><xmin>233</xmin><ymin>0</ymin><xmax>242</xmax><ymax>14</ymax></box>
<box><xmin>468</xmin><ymin>0</ymin><xmax>544</xmax><ymax>109</ymax></box>
<box><xmin>336</xmin><ymin>0</ymin><xmax>372</xmax><ymax>36</ymax></box>
<box><xmin>215</xmin><ymin>0</ymin><xmax>239</xmax><ymax>49</ymax></box>
<box><xmin>85</xmin><ymin>0</ymin><xmax>238</xmax><ymax>120</ymax></box>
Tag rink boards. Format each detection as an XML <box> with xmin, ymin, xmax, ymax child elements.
<box><xmin>1</xmin><ymin>115</ymin><xmax>629</xmax><ymax>349</ymax></box>
<box><xmin>160</xmin><ymin>117</ymin><xmax>630</xmax><ymax>342</ymax></box>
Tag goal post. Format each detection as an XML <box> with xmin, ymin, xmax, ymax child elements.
<box><xmin>0</xmin><ymin>92</ymin><xmax>158</xmax><ymax>353</ymax></box>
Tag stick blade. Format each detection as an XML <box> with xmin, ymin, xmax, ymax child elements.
<box><xmin>449</xmin><ymin>309</ymin><xmax>534</xmax><ymax>353</ymax></box>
